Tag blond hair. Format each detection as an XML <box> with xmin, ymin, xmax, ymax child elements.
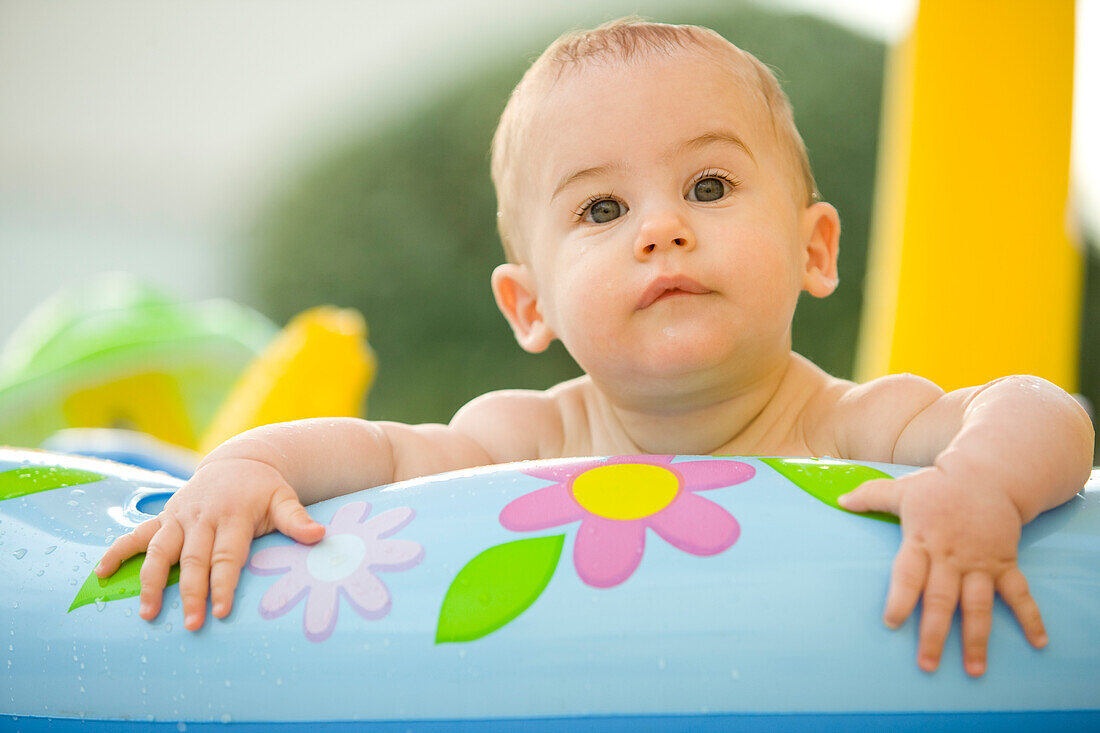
<box><xmin>490</xmin><ymin>18</ymin><xmax>818</xmax><ymax>261</ymax></box>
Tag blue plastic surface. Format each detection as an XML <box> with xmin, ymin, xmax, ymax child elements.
<box><xmin>2</xmin><ymin>448</ymin><xmax>1098</xmax><ymax>728</ymax></box>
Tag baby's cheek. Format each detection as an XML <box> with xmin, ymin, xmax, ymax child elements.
<box><xmin>559</xmin><ymin>266</ymin><xmax>621</xmax><ymax>317</ymax></box>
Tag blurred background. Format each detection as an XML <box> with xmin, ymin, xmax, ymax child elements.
<box><xmin>1</xmin><ymin>0</ymin><xmax>1097</xmax><ymax>437</ymax></box>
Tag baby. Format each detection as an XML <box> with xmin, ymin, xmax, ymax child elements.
<box><xmin>97</xmin><ymin>19</ymin><xmax>1094</xmax><ymax>677</ymax></box>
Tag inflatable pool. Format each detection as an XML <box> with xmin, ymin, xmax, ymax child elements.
<box><xmin>2</xmin><ymin>448</ymin><xmax>1098</xmax><ymax>730</ymax></box>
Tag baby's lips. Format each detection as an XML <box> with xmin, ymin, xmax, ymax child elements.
<box><xmin>636</xmin><ymin>274</ymin><xmax>709</xmax><ymax>309</ymax></box>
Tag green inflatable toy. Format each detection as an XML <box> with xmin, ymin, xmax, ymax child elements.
<box><xmin>0</xmin><ymin>273</ymin><xmax>276</xmax><ymax>450</ymax></box>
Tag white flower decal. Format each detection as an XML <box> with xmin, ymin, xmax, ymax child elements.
<box><xmin>248</xmin><ymin>501</ymin><xmax>423</xmax><ymax>642</ymax></box>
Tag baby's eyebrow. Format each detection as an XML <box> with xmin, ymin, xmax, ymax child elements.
<box><xmin>551</xmin><ymin>164</ymin><xmax>620</xmax><ymax>201</ymax></box>
<box><xmin>674</xmin><ymin>130</ymin><xmax>756</xmax><ymax>163</ymax></box>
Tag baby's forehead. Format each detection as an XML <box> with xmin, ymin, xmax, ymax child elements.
<box><xmin>531</xmin><ymin>42</ymin><xmax>764</xmax><ymax>109</ymax></box>
<box><xmin>518</xmin><ymin>48</ymin><xmax>773</xmax><ymax>166</ymax></box>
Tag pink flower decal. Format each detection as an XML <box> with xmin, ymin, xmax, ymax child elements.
<box><xmin>248</xmin><ymin>501</ymin><xmax>423</xmax><ymax>642</ymax></box>
<box><xmin>500</xmin><ymin>456</ymin><xmax>752</xmax><ymax>588</ymax></box>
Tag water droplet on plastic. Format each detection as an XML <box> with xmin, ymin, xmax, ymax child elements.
<box><xmin>35</xmin><ymin>570</ymin><xmax>43</xmax><ymax>576</ymax></box>
<box><xmin>12</xmin><ymin>549</ymin><xmax>26</xmax><ymax>559</ymax></box>
<box><xmin>220</xmin><ymin>715</ymin><xmax>231</xmax><ymax>724</ymax></box>
<box><xmin>70</xmin><ymin>489</ymin><xmax>85</xmax><ymax>498</ymax></box>
<box><xmin>45</xmin><ymin>546</ymin><xmax>57</xmax><ymax>555</ymax></box>
<box><xmin>124</xmin><ymin>608</ymin><xmax>132</xmax><ymax>617</ymax></box>
<box><xmin>177</xmin><ymin>723</ymin><xmax>188</xmax><ymax>732</ymax></box>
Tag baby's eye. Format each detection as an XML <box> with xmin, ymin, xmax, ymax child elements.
<box><xmin>686</xmin><ymin>170</ymin><xmax>740</xmax><ymax>203</ymax></box>
<box><xmin>690</xmin><ymin>177</ymin><xmax>728</xmax><ymax>202</ymax></box>
<box><xmin>577</xmin><ymin>197</ymin><xmax>627</xmax><ymax>224</ymax></box>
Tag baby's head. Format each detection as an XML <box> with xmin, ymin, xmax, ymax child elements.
<box><xmin>488</xmin><ymin>18</ymin><xmax>839</xmax><ymax>395</ymax></box>
<box><xmin>491</xmin><ymin>18</ymin><xmax>818</xmax><ymax>263</ymax></box>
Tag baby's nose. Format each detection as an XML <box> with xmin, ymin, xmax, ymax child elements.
<box><xmin>634</xmin><ymin>213</ymin><xmax>696</xmax><ymax>260</ymax></box>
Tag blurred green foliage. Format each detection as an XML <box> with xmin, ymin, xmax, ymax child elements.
<box><xmin>249</xmin><ymin>4</ymin><xmax>885</xmax><ymax>424</ymax></box>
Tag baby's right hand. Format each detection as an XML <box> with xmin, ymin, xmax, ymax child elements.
<box><xmin>95</xmin><ymin>457</ymin><xmax>326</xmax><ymax>631</ymax></box>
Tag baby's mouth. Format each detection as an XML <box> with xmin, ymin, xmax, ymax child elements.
<box><xmin>636</xmin><ymin>275</ymin><xmax>710</xmax><ymax>310</ymax></box>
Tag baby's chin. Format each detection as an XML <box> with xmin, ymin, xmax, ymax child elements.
<box><xmin>603</xmin><ymin>332</ymin><xmax>746</xmax><ymax>385</ymax></box>
<box><xmin>593</xmin><ymin>354</ymin><xmax>754</xmax><ymax>414</ymax></box>
<box><xmin>620</xmin><ymin>323</ymin><xmax>794</xmax><ymax>395</ymax></box>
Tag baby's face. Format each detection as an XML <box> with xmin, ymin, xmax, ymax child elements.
<box><xmin>501</xmin><ymin>49</ymin><xmax>835</xmax><ymax>398</ymax></box>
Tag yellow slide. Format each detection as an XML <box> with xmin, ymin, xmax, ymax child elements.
<box><xmin>199</xmin><ymin>306</ymin><xmax>377</xmax><ymax>455</ymax></box>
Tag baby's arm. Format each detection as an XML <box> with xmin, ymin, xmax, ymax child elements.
<box><xmin>94</xmin><ymin>407</ymin><xmax>531</xmax><ymax>631</ymax></box>
<box><xmin>829</xmin><ymin>374</ymin><xmax>1093</xmax><ymax>676</ymax></box>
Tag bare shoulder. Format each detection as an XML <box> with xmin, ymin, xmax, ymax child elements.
<box><xmin>827</xmin><ymin>373</ymin><xmax>946</xmax><ymax>462</ymax></box>
<box><xmin>449</xmin><ymin>384</ymin><xmax>568</xmax><ymax>463</ymax></box>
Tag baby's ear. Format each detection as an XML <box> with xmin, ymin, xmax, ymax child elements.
<box><xmin>800</xmin><ymin>201</ymin><xmax>841</xmax><ymax>298</ymax></box>
<box><xmin>491</xmin><ymin>264</ymin><xmax>556</xmax><ymax>353</ymax></box>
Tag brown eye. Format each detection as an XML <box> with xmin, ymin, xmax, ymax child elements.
<box><xmin>692</xmin><ymin>177</ymin><xmax>726</xmax><ymax>202</ymax></box>
<box><xmin>588</xmin><ymin>199</ymin><xmax>623</xmax><ymax>223</ymax></box>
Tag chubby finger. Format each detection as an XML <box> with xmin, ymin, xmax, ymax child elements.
<box><xmin>139</xmin><ymin>518</ymin><xmax>184</xmax><ymax>621</ymax></box>
<box><xmin>209</xmin><ymin>519</ymin><xmax>254</xmax><ymax>619</ymax></box>
<box><xmin>917</xmin><ymin>562</ymin><xmax>961</xmax><ymax>673</ymax></box>
<box><xmin>960</xmin><ymin>572</ymin><xmax>995</xmax><ymax>677</ymax></box>
<box><xmin>269</xmin><ymin>487</ymin><xmax>325</xmax><ymax>545</ymax></box>
<box><xmin>178</xmin><ymin>522</ymin><xmax>215</xmax><ymax>631</ymax></box>
<box><xmin>96</xmin><ymin>517</ymin><xmax>162</xmax><ymax>577</ymax></box>
<box><xmin>884</xmin><ymin>542</ymin><xmax>929</xmax><ymax>628</ymax></box>
<box><xmin>837</xmin><ymin>478</ymin><xmax>901</xmax><ymax>515</ymax></box>
<box><xmin>996</xmin><ymin>567</ymin><xmax>1047</xmax><ymax>648</ymax></box>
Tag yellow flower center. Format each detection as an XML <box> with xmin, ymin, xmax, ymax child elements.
<box><xmin>571</xmin><ymin>464</ymin><xmax>679</xmax><ymax>521</ymax></box>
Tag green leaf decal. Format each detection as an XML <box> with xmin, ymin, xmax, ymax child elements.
<box><xmin>0</xmin><ymin>466</ymin><xmax>105</xmax><ymax>502</ymax></box>
<box><xmin>69</xmin><ymin>553</ymin><xmax>180</xmax><ymax>612</ymax></box>
<box><xmin>761</xmin><ymin>457</ymin><xmax>899</xmax><ymax>524</ymax></box>
<box><xmin>436</xmin><ymin>534</ymin><xmax>564</xmax><ymax>643</ymax></box>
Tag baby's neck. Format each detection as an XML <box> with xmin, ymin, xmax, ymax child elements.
<box><xmin>586</xmin><ymin>352</ymin><xmax>825</xmax><ymax>456</ymax></box>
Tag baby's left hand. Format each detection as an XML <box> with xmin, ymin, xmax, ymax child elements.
<box><xmin>838</xmin><ymin>467</ymin><xmax>1047</xmax><ymax>677</ymax></box>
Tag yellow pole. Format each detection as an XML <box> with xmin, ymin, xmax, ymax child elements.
<box><xmin>856</xmin><ymin>0</ymin><xmax>1081</xmax><ymax>392</ymax></box>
